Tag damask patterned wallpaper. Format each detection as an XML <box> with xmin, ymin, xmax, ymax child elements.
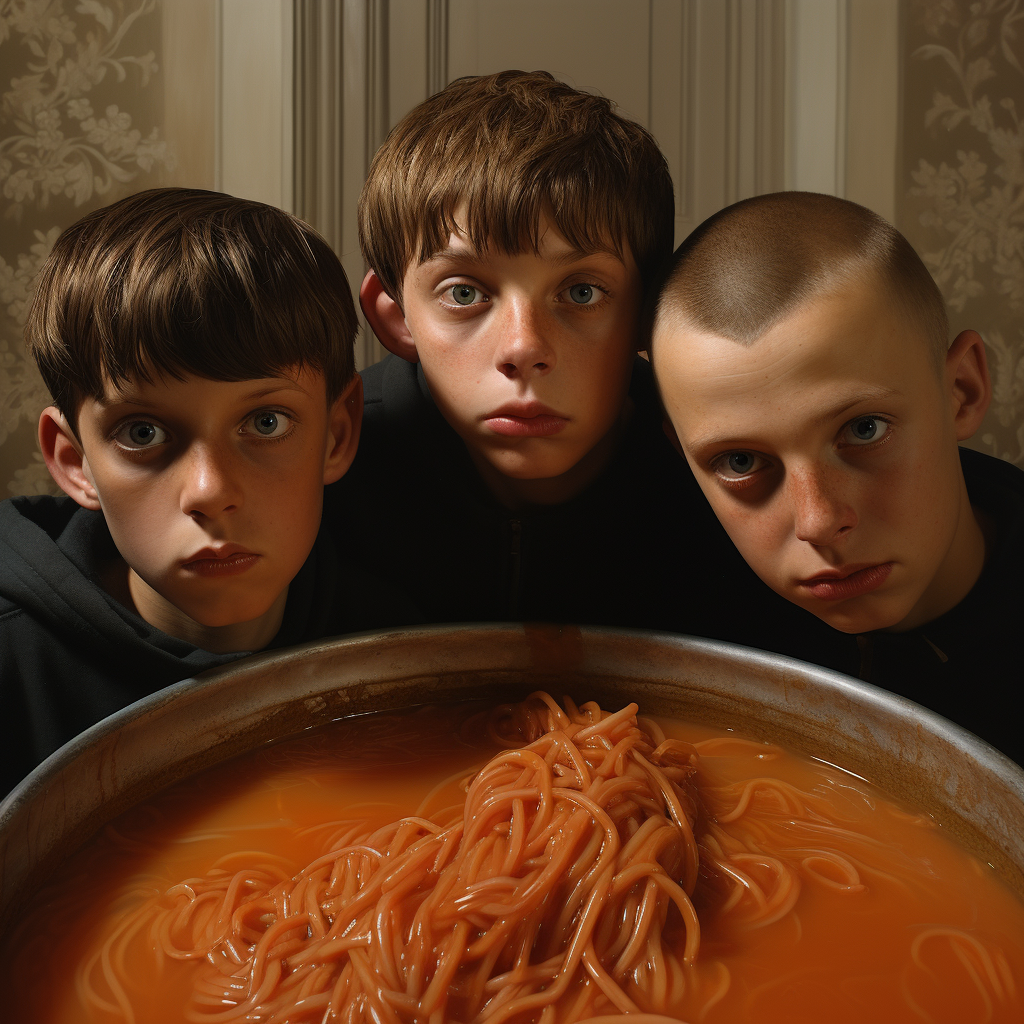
<box><xmin>1</xmin><ymin>0</ymin><xmax>1021</xmax><ymax>500</ymax></box>
<box><xmin>899</xmin><ymin>0</ymin><xmax>1024</xmax><ymax>466</ymax></box>
<box><xmin>0</xmin><ymin>0</ymin><xmax>173</xmax><ymax>496</ymax></box>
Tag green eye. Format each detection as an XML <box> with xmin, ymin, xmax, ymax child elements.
<box><xmin>117</xmin><ymin>421</ymin><xmax>167</xmax><ymax>448</ymax></box>
<box><xmin>568</xmin><ymin>283</ymin><xmax>596</xmax><ymax>304</ymax></box>
<box><xmin>130</xmin><ymin>423</ymin><xmax>157</xmax><ymax>445</ymax></box>
<box><xmin>451</xmin><ymin>284</ymin><xmax>482</xmax><ymax>305</ymax></box>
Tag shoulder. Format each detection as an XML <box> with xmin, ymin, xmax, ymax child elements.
<box><xmin>961</xmin><ymin>446</ymin><xmax>1024</xmax><ymax>497</ymax></box>
<box><xmin>962</xmin><ymin>447</ymin><xmax>1024</xmax><ymax>558</ymax></box>
<box><xmin>359</xmin><ymin>354</ymin><xmax>429</xmax><ymax>422</ymax></box>
<box><xmin>346</xmin><ymin>355</ymin><xmax>459</xmax><ymax>476</ymax></box>
<box><xmin>1</xmin><ymin>493</ymin><xmax>80</xmax><ymax>536</ymax></box>
<box><xmin>0</xmin><ymin>495</ymin><xmax>83</xmax><ymax>595</ymax></box>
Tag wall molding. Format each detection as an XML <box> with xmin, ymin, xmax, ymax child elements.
<box><xmin>216</xmin><ymin>0</ymin><xmax>293</xmax><ymax>210</ymax></box>
<box><xmin>292</xmin><ymin>0</ymin><xmax>342</xmax><ymax>246</ymax></box>
<box><xmin>291</xmin><ymin>0</ymin><xmax>391</xmax><ymax>367</ymax></box>
<box><xmin>427</xmin><ymin>0</ymin><xmax>449</xmax><ymax>96</ymax></box>
<box><xmin>785</xmin><ymin>0</ymin><xmax>848</xmax><ymax>195</ymax></box>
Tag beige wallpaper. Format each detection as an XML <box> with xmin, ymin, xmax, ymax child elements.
<box><xmin>2</xmin><ymin>0</ymin><xmax>1021</xmax><ymax>499</ymax></box>
<box><xmin>899</xmin><ymin>0</ymin><xmax>1024</xmax><ymax>466</ymax></box>
<box><xmin>0</xmin><ymin>0</ymin><xmax>214</xmax><ymax>498</ymax></box>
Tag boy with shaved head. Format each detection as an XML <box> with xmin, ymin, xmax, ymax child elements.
<box><xmin>652</xmin><ymin>191</ymin><xmax>1023</xmax><ymax>763</ymax></box>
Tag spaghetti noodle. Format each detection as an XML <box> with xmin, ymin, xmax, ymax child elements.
<box><xmin>81</xmin><ymin>694</ymin><xmax>704</xmax><ymax>1023</ymax></box>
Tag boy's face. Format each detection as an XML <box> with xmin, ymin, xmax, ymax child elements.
<box><xmin>60</xmin><ymin>366</ymin><xmax>356</xmax><ymax>642</ymax></box>
<box><xmin>396</xmin><ymin>216</ymin><xmax>641</xmax><ymax>498</ymax></box>
<box><xmin>654</xmin><ymin>275</ymin><xmax>978</xmax><ymax>634</ymax></box>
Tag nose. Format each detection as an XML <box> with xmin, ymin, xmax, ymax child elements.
<box><xmin>495</xmin><ymin>298</ymin><xmax>555</xmax><ymax>380</ymax></box>
<box><xmin>789</xmin><ymin>464</ymin><xmax>857</xmax><ymax>546</ymax></box>
<box><xmin>178</xmin><ymin>443</ymin><xmax>241</xmax><ymax>521</ymax></box>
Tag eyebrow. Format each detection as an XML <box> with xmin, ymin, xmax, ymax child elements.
<box><xmin>814</xmin><ymin>387</ymin><xmax>902</xmax><ymax>424</ymax></box>
<box><xmin>99</xmin><ymin>378</ymin><xmax>309</xmax><ymax>408</ymax></box>
<box><xmin>687</xmin><ymin>387</ymin><xmax>903</xmax><ymax>455</ymax></box>
<box><xmin>423</xmin><ymin>245</ymin><xmax>621</xmax><ymax>270</ymax></box>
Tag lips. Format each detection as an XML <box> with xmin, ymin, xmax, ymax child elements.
<box><xmin>799</xmin><ymin>562</ymin><xmax>894</xmax><ymax>601</ymax></box>
<box><xmin>483</xmin><ymin>402</ymin><xmax>568</xmax><ymax>438</ymax></box>
<box><xmin>182</xmin><ymin>546</ymin><xmax>260</xmax><ymax>579</ymax></box>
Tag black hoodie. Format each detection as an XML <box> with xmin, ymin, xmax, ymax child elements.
<box><xmin>0</xmin><ymin>495</ymin><xmax>411</xmax><ymax>794</ymax></box>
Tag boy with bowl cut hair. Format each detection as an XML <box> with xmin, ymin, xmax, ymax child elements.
<box><xmin>359</xmin><ymin>70</ymin><xmax>674</xmax><ymax>306</ymax></box>
<box><xmin>327</xmin><ymin>70</ymin><xmax>754</xmax><ymax>629</ymax></box>
<box><xmin>651</xmin><ymin>191</ymin><xmax>1022</xmax><ymax>762</ymax></box>
<box><xmin>0</xmin><ymin>188</ymin><xmax>401</xmax><ymax>794</ymax></box>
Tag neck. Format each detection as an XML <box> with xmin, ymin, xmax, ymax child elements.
<box><xmin>470</xmin><ymin>398</ymin><xmax>633</xmax><ymax>511</ymax></box>
<box><xmin>105</xmin><ymin>564</ymin><xmax>288</xmax><ymax>654</ymax></box>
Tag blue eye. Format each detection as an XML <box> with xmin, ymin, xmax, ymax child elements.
<box><xmin>247</xmin><ymin>411</ymin><xmax>291</xmax><ymax>437</ymax></box>
<box><xmin>450</xmin><ymin>284</ymin><xmax>484</xmax><ymax>306</ymax></box>
<box><xmin>844</xmin><ymin>417</ymin><xmax>888</xmax><ymax>445</ymax></box>
<box><xmin>116</xmin><ymin>421</ymin><xmax>167</xmax><ymax>449</ymax></box>
<box><xmin>714</xmin><ymin>451</ymin><xmax>766</xmax><ymax>480</ymax></box>
<box><xmin>567</xmin><ymin>283</ymin><xmax>599</xmax><ymax>304</ymax></box>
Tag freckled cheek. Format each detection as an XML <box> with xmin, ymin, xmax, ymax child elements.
<box><xmin>863</xmin><ymin>460</ymin><xmax>944</xmax><ymax>533</ymax></box>
<box><xmin>419</xmin><ymin>337</ymin><xmax>491</xmax><ymax>393</ymax></box>
<box><xmin>707</xmin><ymin>498</ymin><xmax>781</xmax><ymax>560</ymax></box>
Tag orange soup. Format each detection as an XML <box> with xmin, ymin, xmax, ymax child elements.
<box><xmin>2</xmin><ymin>698</ymin><xmax>1022</xmax><ymax>1023</ymax></box>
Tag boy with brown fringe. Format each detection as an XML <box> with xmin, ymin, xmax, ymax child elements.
<box><xmin>0</xmin><ymin>188</ymin><xmax>408</xmax><ymax>794</ymax></box>
<box><xmin>325</xmin><ymin>71</ymin><xmax>788</xmax><ymax>635</ymax></box>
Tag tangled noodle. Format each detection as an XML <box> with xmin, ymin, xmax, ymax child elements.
<box><xmin>64</xmin><ymin>695</ymin><xmax>1024</xmax><ymax>1023</ymax></box>
<box><xmin>79</xmin><ymin>694</ymin><xmax>706</xmax><ymax>1023</ymax></box>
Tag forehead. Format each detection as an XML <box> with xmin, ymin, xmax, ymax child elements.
<box><xmin>91</xmin><ymin>365</ymin><xmax>319</xmax><ymax>408</ymax></box>
<box><xmin>656</xmin><ymin>277</ymin><xmax>939</xmax><ymax>432</ymax></box>
<box><xmin>410</xmin><ymin>213</ymin><xmax>633</xmax><ymax>275</ymax></box>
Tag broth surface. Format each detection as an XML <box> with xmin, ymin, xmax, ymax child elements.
<box><xmin>3</xmin><ymin>701</ymin><xmax>1023</xmax><ymax>1023</ymax></box>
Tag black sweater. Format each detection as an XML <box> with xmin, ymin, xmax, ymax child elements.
<box><xmin>0</xmin><ymin>495</ymin><xmax>409</xmax><ymax>794</ymax></box>
<box><xmin>325</xmin><ymin>359</ymin><xmax>1022</xmax><ymax>762</ymax></box>
<box><xmin>323</xmin><ymin>354</ymin><xmax>802</xmax><ymax>639</ymax></box>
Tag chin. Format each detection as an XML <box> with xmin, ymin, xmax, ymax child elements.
<box><xmin>189</xmin><ymin>601</ymin><xmax>273</xmax><ymax>629</ymax></box>
<box><xmin>489</xmin><ymin>455</ymin><xmax>576</xmax><ymax>482</ymax></box>
<box><xmin>809</xmin><ymin>603</ymin><xmax>905</xmax><ymax>635</ymax></box>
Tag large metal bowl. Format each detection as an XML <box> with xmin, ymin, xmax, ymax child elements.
<box><xmin>2</xmin><ymin>624</ymin><xmax>1023</xmax><ymax>932</ymax></box>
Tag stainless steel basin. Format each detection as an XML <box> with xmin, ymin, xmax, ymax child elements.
<box><xmin>2</xmin><ymin>624</ymin><xmax>1022</xmax><ymax>932</ymax></box>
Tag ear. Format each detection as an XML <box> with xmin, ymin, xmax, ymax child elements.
<box><xmin>360</xmin><ymin>270</ymin><xmax>418</xmax><ymax>364</ymax></box>
<box><xmin>661</xmin><ymin>415</ymin><xmax>685</xmax><ymax>459</ymax></box>
<box><xmin>945</xmin><ymin>330</ymin><xmax>991</xmax><ymax>442</ymax></box>
<box><xmin>322</xmin><ymin>375</ymin><xmax>364</xmax><ymax>484</ymax></box>
<box><xmin>38</xmin><ymin>406</ymin><xmax>102</xmax><ymax>510</ymax></box>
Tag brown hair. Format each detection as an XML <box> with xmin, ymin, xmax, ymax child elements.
<box><xmin>359</xmin><ymin>70</ymin><xmax>675</xmax><ymax>302</ymax></box>
<box><xmin>27</xmin><ymin>188</ymin><xmax>357</xmax><ymax>428</ymax></box>
<box><xmin>652</xmin><ymin>191</ymin><xmax>949</xmax><ymax>361</ymax></box>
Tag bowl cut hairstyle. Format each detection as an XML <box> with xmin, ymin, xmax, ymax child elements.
<box><xmin>653</xmin><ymin>191</ymin><xmax>950</xmax><ymax>366</ymax></box>
<box><xmin>359</xmin><ymin>70</ymin><xmax>675</xmax><ymax>303</ymax></box>
<box><xmin>27</xmin><ymin>188</ymin><xmax>358</xmax><ymax>430</ymax></box>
